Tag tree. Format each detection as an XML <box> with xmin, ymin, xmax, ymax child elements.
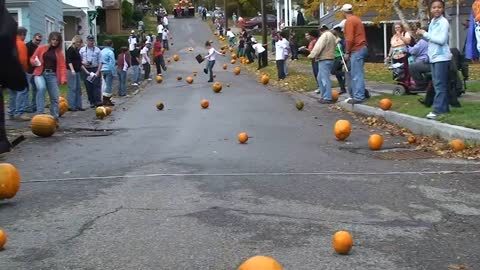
<box><xmin>121</xmin><ymin>0</ymin><xmax>134</xmax><ymax>27</ymax></box>
<box><xmin>303</xmin><ymin>0</ymin><xmax>433</xmax><ymax>30</ymax></box>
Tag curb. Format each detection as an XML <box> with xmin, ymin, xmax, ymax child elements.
<box><xmin>337</xmin><ymin>101</ymin><xmax>480</xmax><ymax>144</ymax></box>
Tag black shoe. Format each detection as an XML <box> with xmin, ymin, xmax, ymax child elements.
<box><xmin>78</xmin><ymin>108</ymin><xmax>86</xmax><ymax>111</ymax></box>
<box><xmin>68</xmin><ymin>108</ymin><xmax>77</xmax><ymax>112</ymax></box>
<box><xmin>319</xmin><ymin>99</ymin><xmax>334</xmax><ymax>104</ymax></box>
<box><xmin>207</xmin><ymin>79</ymin><xmax>213</xmax><ymax>83</ymax></box>
<box><xmin>203</xmin><ymin>68</ymin><xmax>208</xmax><ymax>74</ymax></box>
<box><xmin>339</xmin><ymin>89</ymin><xmax>347</xmax><ymax>95</ymax></box>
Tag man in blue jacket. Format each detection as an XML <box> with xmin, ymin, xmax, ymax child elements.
<box><xmin>100</xmin><ymin>39</ymin><xmax>116</xmax><ymax>106</ymax></box>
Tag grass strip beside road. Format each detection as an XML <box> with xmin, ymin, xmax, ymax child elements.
<box><xmin>364</xmin><ymin>95</ymin><xmax>480</xmax><ymax>130</ymax></box>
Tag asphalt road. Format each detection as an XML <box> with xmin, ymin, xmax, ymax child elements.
<box><xmin>1</xmin><ymin>18</ymin><xmax>480</xmax><ymax>270</ymax></box>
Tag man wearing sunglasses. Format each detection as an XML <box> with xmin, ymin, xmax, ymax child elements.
<box><xmin>25</xmin><ymin>33</ymin><xmax>42</xmax><ymax>113</ymax></box>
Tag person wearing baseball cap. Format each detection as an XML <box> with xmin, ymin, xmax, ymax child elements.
<box><xmin>340</xmin><ymin>3</ymin><xmax>368</xmax><ymax>104</ymax></box>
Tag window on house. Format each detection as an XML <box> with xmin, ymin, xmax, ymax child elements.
<box><xmin>45</xmin><ymin>16</ymin><xmax>55</xmax><ymax>35</ymax></box>
<box><xmin>319</xmin><ymin>3</ymin><xmax>329</xmax><ymax>18</ymax></box>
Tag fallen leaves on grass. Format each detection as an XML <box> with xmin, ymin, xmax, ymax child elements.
<box><xmin>333</xmin><ymin>105</ymin><xmax>480</xmax><ymax>160</ymax></box>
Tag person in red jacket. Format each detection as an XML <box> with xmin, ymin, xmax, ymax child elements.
<box><xmin>8</xmin><ymin>26</ymin><xmax>30</xmax><ymax>121</ymax></box>
<box><xmin>153</xmin><ymin>36</ymin><xmax>167</xmax><ymax>76</ymax></box>
<box><xmin>30</xmin><ymin>32</ymin><xmax>67</xmax><ymax>121</ymax></box>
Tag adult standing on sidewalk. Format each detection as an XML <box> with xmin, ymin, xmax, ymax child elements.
<box><xmin>116</xmin><ymin>47</ymin><xmax>131</xmax><ymax>97</ymax></box>
<box><xmin>252</xmin><ymin>40</ymin><xmax>267</xmax><ymax>70</ymax></box>
<box><xmin>100</xmin><ymin>39</ymin><xmax>116</xmax><ymax>106</ymax></box>
<box><xmin>66</xmin><ymin>35</ymin><xmax>87</xmax><ymax>111</ymax></box>
<box><xmin>340</xmin><ymin>4</ymin><xmax>368</xmax><ymax>104</ymax></box>
<box><xmin>417</xmin><ymin>0</ymin><xmax>452</xmax><ymax>120</ymax></box>
<box><xmin>80</xmin><ymin>35</ymin><xmax>103</xmax><ymax>108</ymax></box>
<box><xmin>130</xmin><ymin>44</ymin><xmax>141</xmax><ymax>86</ymax></box>
<box><xmin>30</xmin><ymin>32</ymin><xmax>67</xmax><ymax>121</ymax></box>
<box><xmin>308</xmin><ymin>25</ymin><xmax>337</xmax><ymax>104</ymax></box>
<box><xmin>141</xmin><ymin>41</ymin><xmax>152</xmax><ymax>81</ymax></box>
<box><xmin>25</xmin><ymin>33</ymin><xmax>42</xmax><ymax>113</ymax></box>
<box><xmin>299</xmin><ymin>30</ymin><xmax>319</xmax><ymax>91</ymax></box>
<box><xmin>153</xmin><ymin>37</ymin><xmax>167</xmax><ymax>76</ymax></box>
<box><xmin>8</xmin><ymin>27</ymin><xmax>30</xmax><ymax>121</ymax></box>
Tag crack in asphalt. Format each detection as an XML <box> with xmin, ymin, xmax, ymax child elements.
<box><xmin>63</xmin><ymin>206</ymin><xmax>124</xmax><ymax>242</ymax></box>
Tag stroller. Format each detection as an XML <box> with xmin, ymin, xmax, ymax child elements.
<box><xmin>388</xmin><ymin>54</ymin><xmax>433</xmax><ymax>95</ymax></box>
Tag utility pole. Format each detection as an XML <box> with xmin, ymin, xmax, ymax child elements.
<box><xmin>224</xmin><ymin>0</ymin><xmax>228</xmax><ymax>31</ymax></box>
<box><xmin>261</xmin><ymin>0</ymin><xmax>268</xmax><ymax>66</ymax></box>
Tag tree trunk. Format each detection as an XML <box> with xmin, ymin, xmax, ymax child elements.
<box><xmin>418</xmin><ymin>0</ymin><xmax>430</xmax><ymax>29</ymax></box>
<box><xmin>393</xmin><ymin>0</ymin><xmax>411</xmax><ymax>31</ymax></box>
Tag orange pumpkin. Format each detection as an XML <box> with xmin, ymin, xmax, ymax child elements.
<box><xmin>167</xmin><ymin>58</ymin><xmax>171</xmax><ymax>63</ymax></box>
<box><xmin>229</xmin><ymin>48</ymin><xmax>234</xmax><ymax>52</ymax></box>
<box><xmin>238</xmin><ymin>256</ymin><xmax>283</xmax><ymax>270</ymax></box>
<box><xmin>156</xmin><ymin>75</ymin><xmax>163</xmax><ymax>83</ymax></box>
<box><xmin>222</xmin><ymin>64</ymin><xmax>228</xmax><ymax>70</ymax></box>
<box><xmin>238</xmin><ymin>132</ymin><xmax>248</xmax><ymax>144</ymax></box>
<box><xmin>407</xmin><ymin>136</ymin><xmax>416</xmax><ymax>144</ymax></box>
<box><xmin>379</xmin><ymin>98</ymin><xmax>392</xmax><ymax>111</ymax></box>
<box><xmin>234</xmin><ymin>67</ymin><xmax>241</xmax><ymax>75</ymax></box>
<box><xmin>331</xmin><ymin>90</ymin><xmax>340</xmax><ymax>102</ymax></box>
<box><xmin>245</xmin><ymin>59</ymin><xmax>250</xmax><ymax>64</ymax></box>
<box><xmin>186</xmin><ymin>76</ymin><xmax>194</xmax><ymax>84</ymax></box>
<box><xmin>212</xmin><ymin>82</ymin><xmax>222</xmax><ymax>93</ymax></box>
<box><xmin>177</xmin><ymin>75</ymin><xmax>182</xmax><ymax>81</ymax></box>
<box><xmin>0</xmin><ymin>228</ymin><xmax>6</xmax><ymax>249</ymax></box>
<box><xmin>0</xmin><ymin>163</ymin><xmax>21</xmax><ymax>200</ymax></box>
<box><xmin>261</xmin><ymin>75</ymin><xmax>269</xmax><ymax>85</ymax></box>
<box><xmin>105</xmin><ymin>106</ymin><xmax>113</xmax><ymax>116</ymax></box>
<box><xmin>368</xmin><ymin>134</ymin><xmax>384</xmax><ymax>150</ymax></box>
<box><xmin>201</xmin><ymin>99</ymin><xmax>209</xmax><ymax>109</ymax></box>
<box><xmin>231</xmin><ymin>53</ymin><xmax>237</xmax><ymax>60</ymax></box>
<box><xmin>96</xmin><ymin>106</ymin><xmax>107</xmax><ymax>119</ymax></box>
<box><xmin>231</xmin><ymin>59</ymin><xmax>236</xmax><ymax>64</ymax></box>
<box><xmin>59</xmin><ymin>101</ymin><xmax>68</xmax><ymax>117</ymax></box>
<box><xmin>450</xmin><ymin>139</ymin><xmax>466</xmax><ymax>152</ymax></box>
<box><xmin>332</xmin><ymin>231</ymin><xmax>353</xmax><ymax>255</ymax></box>
<box><xmin>334</xmin><ymin>120</ymin><xmax>352</xmax><ymax>141</ymax></box>
<box><xmin>156</xmin><ymin>102</ymin><xmax>164</xmax><ymax>111</ymax></box>
<box><xmin>173</xmin><ymin>55</ymin><xmax>180</xmax><ymax>61</ymax></box>
<box><xmin>59</xmin><ymin>96</ymin><xmax>66</xmax><ymax>103</ymax></box>
<box><xmin>31</xmin><ymin>114</ymin><xmax>57</xmax><ymax>137</ymax></box>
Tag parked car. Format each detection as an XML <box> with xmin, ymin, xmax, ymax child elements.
<box><xmin>243</xmin><ymin>14</ymin><xmax>277</xmax><ymax>29</ymax></box>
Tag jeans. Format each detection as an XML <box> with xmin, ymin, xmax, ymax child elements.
<box><xmin>67</xmin><ymin>70</ymin><xmax>82</xmax><ymax>110</ymax></box>
<box><xmin>101</xmin><ymin>71</ymin><xmax>114</xmax><ymax>97</ymax></box>
<box><xmin>229</xmin><ymin>37</ymin><xmax>235</xmax><ymax>47</ymax></box>
<box><xmin>317</xmin><ymin>60</ymin><xmax>333</xmax><ymax>100</ymax></box>
<box><xmin>35</xmin><ymin>72</ymin><xmax>60</xmax><ymax>119</ymax></box>
<box><xmin>311</xmin><ymin>59</ymin><xmax>319</xmax><ymax>83</ymax></box>
<box><xmin>117</xmin><ymin>70</ymin><xmax>127</xmax><ymax>96</ymax></box>
<box><xmin>258</xmin><ymin>51</ymin><xmax>268</xmax><ymax>69</ymax></box>
<box><xmin>84</xmin><ymin>67</ymin><xmax>102</xmax><ymax>106</ymax></box>
<box><xmin>26</xmin><ymin>73</ymin><xmax>37</xmax><ymax>112</ymax></box>
<box><xmin>431</xmin><ymin>61</ymin><xmax>450</xmax><ymax>114</ymax></box>
<box><xmin>409</xmin><ymin>61</ymin><xmax>431</xmax><ymax>86</ymax></box>
<box><xmin>283</xmin><ymin>57</ymin><xmax>288</xmax><ymax>76</ymax></box>
<box><xmin>154</xmin><ymin>56</ymin><xmax>166</xmax><ymax>75</ymax></box>
<box><xmin>206</xmin><ymin>60</ymin><xmax>215</xmax><ymax>81</ymax></box>
<box><xmin>238</xmin><ymin>47</ymin><xmax>245</xmax><ymax>57</ymax></box>
<box><xmin>276</xmin><ymin>60</ymin><xmax>286</xmax><ymax>79</ymax></box>
<box><xmin>143</xmin><ymin>63</ymin><xmax>151</xmax><ymax>79</ymax></box>
<box><xmin>162</xmin><ymin>39</ymin><xmax>169</xmax><ymax>50</ymax></box>
<box><xmin>350</xmin><ymin>46</ymin><xmax>368</xmax><ymax>101</ymax></box>
<box><xmin>132</xmin><ymin>65</ymin><xmax>141</xmax><ymax>84</ymax></box>
<box><xmin>290</xmin><ymin>44</ymin><xmax>298</xmax><ymax>60</ymax></box>
<box><xmin>8</xmin><ymin>88</ymin><xmax>28</xmax><ymax>117</ymax></box>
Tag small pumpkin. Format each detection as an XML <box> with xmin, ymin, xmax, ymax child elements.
<box><xmin>231</xmin><ymin>59</ymin><xmax>236</xmax><ymax>64</ymax></box>
<box><xmin>295</xmin><ymin>100</ymin><xmax>304</xmax><ymax>110</ymax></box>
<box><xmin>200</xmin><ymin>99</ymin><xmax>209</xmax><ymax>109</ymax></box>
<box><xmin>450</xmin><ymin>139</ymin><xmax>466</xmax><ymax>152</ymax></box>
<box><xmin>238</xmin><ymin>256</ymin><xmax>283</xmax><ymax>270</ymax></box>
<box><xmin>0</xmin><ymin>229</ymin><xmax>6</xmax><ymax>249</ymax></box>
<box><xmin>177</xmin><ymin>75</ymin><xmax>182</xmax><ymax>81</ymax></box>
<box><xmin>186</xmin><ymin>76</ymin><xmax>194</xmax><ymax>84</ymax></box>
<box><xmin>334</xmin><ymin>120</ymin><xmax>352</xmax><ymax>141</ymax></box>
<box><xmin>261</xmin><ymin>75</ymin><xmax>269</xmax><ymax>85</ymax></box>
<box><xmin>407</xmin><ymin>135</ymin><xmax>416</xmax><ymax>144</ymax></box>
<box><xmin>167</xmin><ymin>58</ymin><xmax>171</xmax><ymax>63</ymax></box>
<box><xmin>31</xmin><ymin>114</ymin><xmax>57</xmax><ymax>137</ymax></box>
<box><xmin>156</xmin><ymin>75</ymin><xmax>163</xmax><ymax>83</ymax></box>
<box><xmin>212</xmin><ymin>82</ymin><xmax>222</xmax><ymax>93</ymax></box>
<box><xmin>231</xmin><ymin>53</ymin><xmax>237</xmax><ymax>60</ymax></box>
<box><xmin>96</xmin><ymin>106</ymin><xmax>107</xmax><ymax>119</ymax></box>
<box><xmin>59</xmin><ymin>96</ymin><xmax>67</xmax><ymax>103</ymax></box>
<box><xmin>233</xmin><ymin>67</ymin><xmax>241</xmax><ymax>75</ymax></box>
<box><xmin>238</xmin><ymin>132</ymin><xmax>248</xmax><ymax>144</ymax></box>
<box><xmin>156</xmin><ymin>102</ymin><xmax>164</xmax><ymax>111</ymax></box>
<box><xmin>331</xmin><ymin>89</ymin><xmax>340</xmax><ymax>102</ymax></box>
<box><xmin>173</xmin><ymin>55</ymin><xmax>180</xmax><ymax>61</ymax></box>
<box><xmin>105</xmin><ymin>106</ymin><xmax>113</xmax><ymax>116</ymax></box>
<box><xmin>0</xmin><ymin>163</ymin><xmax>21</xmax><ymax>200</ymax></box>
<box><xmin>368</xmin><ymin>134</ymin><xmax>384</xmax><ymax>150</ymax></box>
<box><xmin>222</xmin><ymin>64</ymin><xmax>228</xmax><ymax>70</ymax></box>
<box><xmin>332</xmin><ymin>231</ymin><xmax>353</xmax><ymax>255</ymax></box>
<box><xmin>229</xmin><ymin>48</ymin><xmax>234</xmax><ymax>52</ymax></box>
<box><xmin>379</xmin><ymin>98</ymin><xmax>393</xmax><ymax>111</ymax></box>
<box><xmin>59</xmin><ymin>101</ymin><xmax>68</xmax><ymax>117</ymax></box>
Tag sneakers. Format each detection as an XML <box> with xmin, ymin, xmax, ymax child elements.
<box><xmin>318</xmin><ymin>99</ymin><xmax>334</xmax><ymax>104</ymax></box>
<box><xmin>426</xmin><ymin>112</ymin><xmax>437</xmax><ymax>120</ymax></box>
<box><xmin>203</xmin><ymin>68</ymin><xmax>208</xmax><ymax>74</ymax></box>
<box><xmin>132</xmin><ymin>83</ymin><xmax>139</xmax><ymax>86</ymax></box>
<box><xmin>147</xmin><ymin>78</ymin><xmax>152</xmax><ymax>81</ymax></box>
<box><xmin>314</xmin><ymin>89</ymin><xmax>320</xmax><ymax>94</ymax></box>
<box><xmin>14</xmin><ymin>114</ymin><xmax>31</xmax><ymax>121</ymax></box>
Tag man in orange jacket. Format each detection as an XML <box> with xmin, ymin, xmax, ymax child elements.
<box><xmin>7</xmin><ymin>26</ymin><xmax>30</xmax><ymax>121</ymax></box>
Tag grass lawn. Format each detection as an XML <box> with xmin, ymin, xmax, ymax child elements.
<box><xmin>364</xmin><ymin>94</ymin><xmax>480</xmax><ymax>130</ymax></box>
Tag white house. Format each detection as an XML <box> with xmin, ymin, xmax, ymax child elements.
<box><xmin>62</xmin><ymin>0</ymin><xmax>102</xmax><ymax>46</ymax></box>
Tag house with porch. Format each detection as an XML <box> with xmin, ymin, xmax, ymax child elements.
<box><xmin>6</xmin><ymin>0</ymin><xmax>64</xmax><ymax>43</ymax></box>
<box><xmin>316</xmin><ymin>1</ymin><xmax>475</xmax><ymax>62</ymax></box>
<box><xmin>62</xmin><ymin>0</ymin><xmax>102</xmax><ymax>46</ymax></box>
